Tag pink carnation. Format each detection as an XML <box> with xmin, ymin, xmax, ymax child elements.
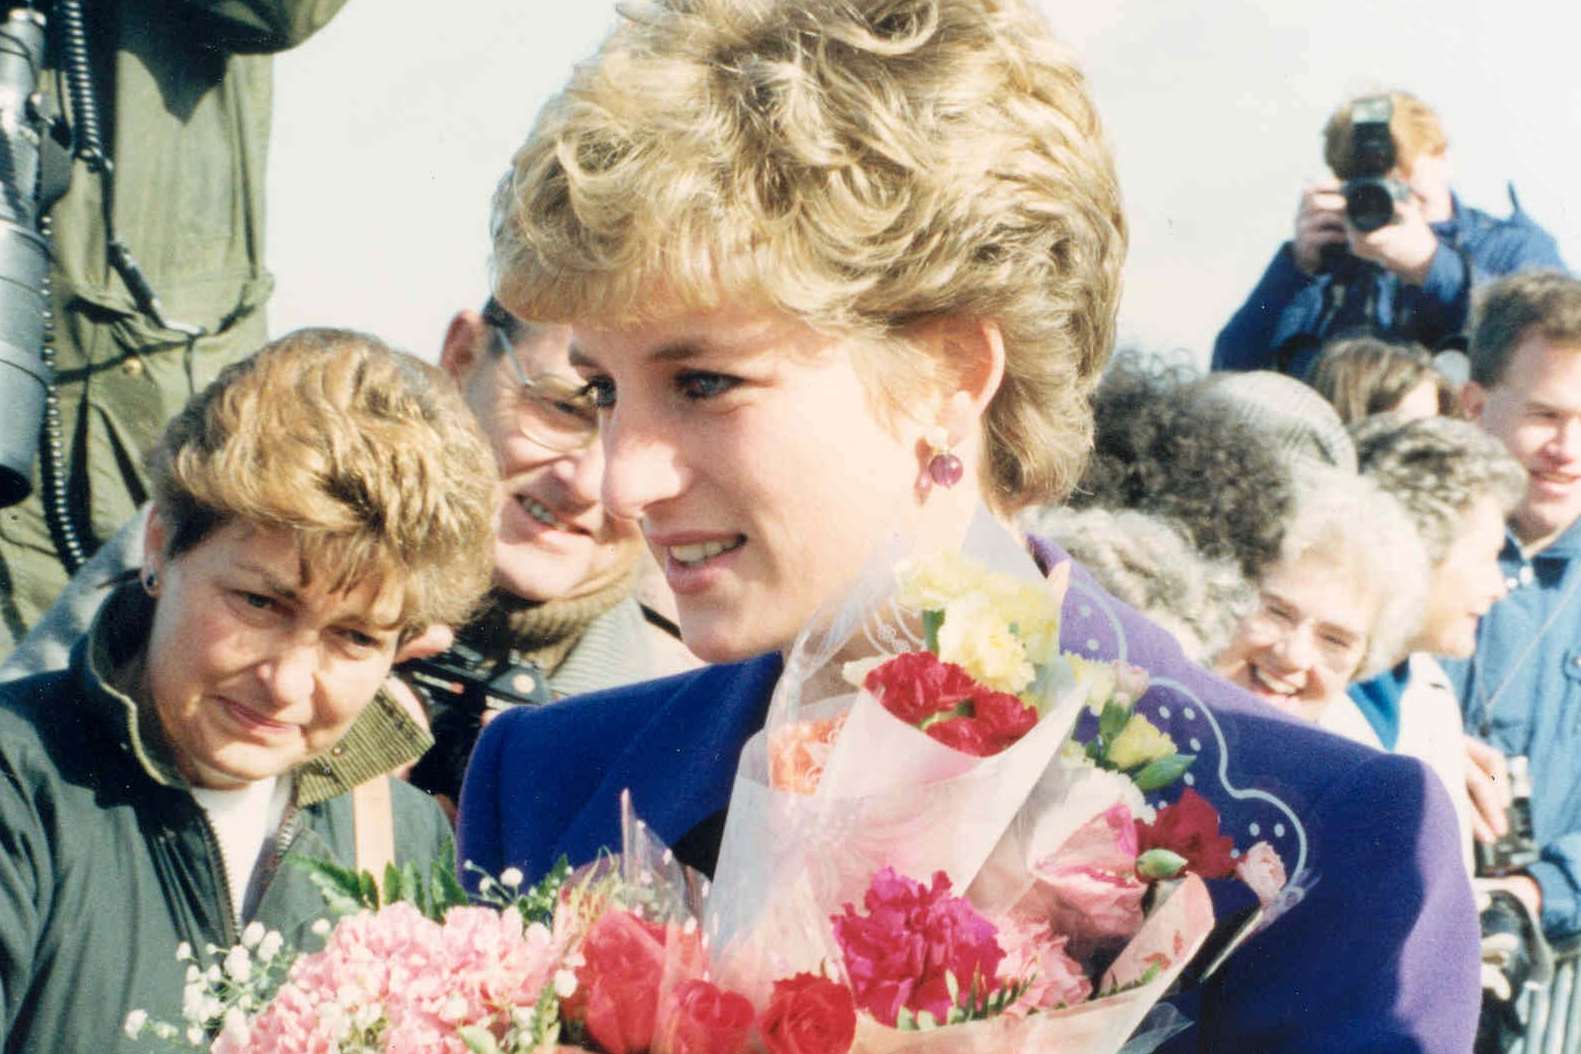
<box><xmin>994</xmin><ymin>917</ymin><xmax>1092</xmax><ymax>1015</ymax></box>
<box><xmin>831</xmin><ymin>867</ymin><xmax>1005</xmax><ymax>1027</ymax></box>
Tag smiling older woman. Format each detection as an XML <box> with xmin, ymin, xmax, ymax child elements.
<box><xmin>459</xmin><ymin>0</ymin><xmax>1480</xmax><ymax>1047</ymax></box>
<box><xmin>0</xmin><ymin>329</ymin><xmax>496</xmax><ymax>1053</ymax></box>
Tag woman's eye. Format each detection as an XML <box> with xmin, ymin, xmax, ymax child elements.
<box><xmin>676</xmin><ymin>370</ymin><xmax>740</xmax><ymax>401</ymax></box>
<box><xmin>340</xmin><ymin>628</ymin><xmax>380</xmax><ymax>651</ymax></box>
<box><xmin>580</xmin><ymin>377</ymin><xmax>615</xmax><ymax>409</ymax></box>
<box><xmin>239</xmin><ymin>592</ymin><xmax>274</xmax><ymax>611</ymax></box>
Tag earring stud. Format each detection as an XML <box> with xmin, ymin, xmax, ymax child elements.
<box><xmin>922</xmin><ymin>427</ymin><xmax>963</xmax><ymax>490</ymax></box>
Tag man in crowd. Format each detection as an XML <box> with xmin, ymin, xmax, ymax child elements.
<box><xmin>0</xmin><ymin>2</ymin><xmax>349</xmax><ymax>652</ymax></box>
<box><xmin>1447</xmin><ymin>271</ymin><xmax>1581</xmax><ymax>946</ymax></box>
<box><xmin>1212</xmin><ymin>91</ymin><xmax>1564</xmax><ymax>378</ymax></box>
<box><xmin>1</xmin><ymin>298</ymin><xmax>698</xmax><ymax>815</ymax></box>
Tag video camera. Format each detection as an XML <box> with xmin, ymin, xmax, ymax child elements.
<box><xmin>1339</xmin><ymin>96</ymin><xmax>1410</xmax><ymax>234</ymax></box>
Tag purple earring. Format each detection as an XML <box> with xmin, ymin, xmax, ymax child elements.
<box><xmin>922</xmin><ymin>429</ymin><xmax>963</xmax><ymax>490</ymax></box>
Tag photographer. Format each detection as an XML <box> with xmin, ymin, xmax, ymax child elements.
<box><xmin>1211</xmin><ymin>91</ymin><xmax>1565</xmax><ymax>378</ymax></box>
<box><xmin>0</xmin><ymin>1</ymin><xmax>349</xmax><ymax>654</ymax></box>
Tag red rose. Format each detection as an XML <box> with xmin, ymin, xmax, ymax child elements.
<box><xmin>863</xmin><ymin>652</ymin><xmax>979</xmax><ymax>725</ymax></box>
<box><xmin>1134</xmin><ymin>789</ymin><xmax>1236</xmax><ymax>879</ymax></box>
<box><xmin>573</xmin><ymin>911</ymin><xmax>667</xmax><ymax>1054</ymax></box>
<box><xmin>760</xmin><ymin>974</ymin><xmax>857</xmax><ymax>1054</ymax></box>
<box><xmin>654</xmin><ymin>979</ymin><xmax>755</xmax><ymax>1054</ymax></box>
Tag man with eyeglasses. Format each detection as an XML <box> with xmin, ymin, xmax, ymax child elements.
<box><xmin>0</xmin><ymin>299</ymin><xmax>698</xmax><ymax>816</ymax></box>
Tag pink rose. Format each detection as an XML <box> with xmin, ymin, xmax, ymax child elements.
<box><xmin>1235</xmin><ymin>840</ymin><xmax>1287</xmax><ymax>910</ymax></box>
<box><xmin>831</xmin><ymin>868</ymin><xmax>1005</xmax><ymax>1026</ymax></box>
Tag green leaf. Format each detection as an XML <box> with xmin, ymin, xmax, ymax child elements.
<box><xmin>357</xmin><ymin>869</ymin><xmax>380</xmax><ymax>909</ymax></box>
<box><xmin>1133</xmin><ymin>752</ymin><xmax>1195</xmax><ymax>792</ymax></box>
<box><xmin>896</xmin><ymin>1007</ymin><xmax>918</xmax><ymax>1032</ymax></box>
<box><xmin>915</xmin><ymin>1010</ymin><xmax>938</xmax><ymax>1031</ymax></box>
<box><xmin>291</xmin><ymin>854</ymin><xmax>376</xmax><ymax>916</ymax></box>
<box><xmin>516</xmin><ymin>856</ymin><xmax>572</xmax><ymax>926</ymax></box>
<box><xmin>382</xmin><ymin>862</ymin><xmax>403</xmax><ymax>905</ymax></box>
<box><xmin>1098</xmin><ymin>698</ymin><xmax>1131</xmax><ymax>742</ymax></box>
<box><xmin>922</xmin><ymin>609</ymin><xmax>945</xmax><ymax>655</ymax></box>
<box><xmin>944</xmin><ymin>970</ymin><xmax>960</xmax><ymax>1005</ymax></box>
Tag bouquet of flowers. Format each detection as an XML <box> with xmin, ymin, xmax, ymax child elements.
<box><xmin>691</xmin><ymin>511</ymin><xmax>1294</xmax><ymax>1052</ymax></box>
<box><xmin>126</xmin><ymin>851</ymin><xmax>580</xmax><ymax>1054</ymax></box>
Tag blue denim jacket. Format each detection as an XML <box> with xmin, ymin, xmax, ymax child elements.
<box><xmin>1211</xmin><ymin>190</ymin><xmax>1566</xmax><ymax>376</ymax></box>
<box><xmin>1443</xmin><ymin>517</ymin><xmax>1581</xmax><ymax>939</ymax></box>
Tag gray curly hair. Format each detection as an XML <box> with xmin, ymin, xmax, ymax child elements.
<box><xmin>1275</xmin><ymin>464</ymin><xmax>1428</xmax><ymax>677</ymax></box>
<box><xmin>1024</xmin><ymin>505</ymin><xmax>1254</xmax><ymax>662</ymax></box>
<box><xmin>1350</xmin><ymin>415</ymin><xmax>1523</xmax><ymax>566</ymax></box>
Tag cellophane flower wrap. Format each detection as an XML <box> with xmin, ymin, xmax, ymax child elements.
<box><xmin>694</xmin><ymin>510</ymin><xmax>1291</xmax><ymax>1052</ymax></box>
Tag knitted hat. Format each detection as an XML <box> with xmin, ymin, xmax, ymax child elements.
<box><xmin>1195</xmin><ymin>371</ymin><xmax>1358</xmax><ymax>473</ymax></box>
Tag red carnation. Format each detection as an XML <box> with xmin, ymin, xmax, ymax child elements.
<box><xmin>655</xmin><ymin>979</ymin><xmax>755</xmax><ymax>1054</ymax></box>
<box><xmin>971</xmin><ymin>690</ymin><xmax>1038</xmax><ymax>752</ymax></box>
<box><xmin>1134</xmin><ymin>789</ymin><xmax>1237</xmax><ymax>879</ymax></box>
<box><xmin>925</xmin><ymin>716</ymin><xmax>991</xmax><ymax>756</ymax></box>
<box><xmin>863</xmin><ymin>652</ymin><xmax>980</xmax><ymax>725</ymax></box>
<box><xmin>760</xmin><ymin>974</ymin><xmax>857</xmax><ymax>1054</ymax></box>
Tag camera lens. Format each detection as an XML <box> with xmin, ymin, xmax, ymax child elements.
<box><xmin>1344</xmin><ymin>179</ymin><xmax>1396</xmax><ymax>233</ymax></box>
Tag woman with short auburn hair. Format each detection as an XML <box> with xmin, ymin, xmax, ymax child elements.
<box><xmin>0</xmin><ymin>329</ymin><xmax>497</xmax><ymax>1053</ymax></box>
<box><xmin>462</xmin><ymin>0</ymin><xmax>1480</xmax><ymax>1046</ymax></box>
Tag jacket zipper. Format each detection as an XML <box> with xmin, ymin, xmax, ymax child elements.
<box><xmin>193</xmin><ymin>807</ymin><xmax>241</xmax><ymax>950</ymax></box>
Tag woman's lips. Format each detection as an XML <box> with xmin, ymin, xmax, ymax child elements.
<box><xmin>220</xmin><ymin>697</ymin><xmax>295</xmax><ymax>740</ymax></box>
<box><xmin>652</xmin><ymin>534</ymin><xmax>747</xmax><ymax>595</ymax></box>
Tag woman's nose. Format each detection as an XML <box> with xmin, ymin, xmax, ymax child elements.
<box><xmin>1269</xmin><ymin>624</ymin><xmax>1316</xmax><ymax>670</ymax></box>
<box><xmin>598</xmin><ymin>406</ymin><xmax>688</xmax><ymax>521</ymax></box>
<box><xmin>257</xmin><ymin>638</ymin><xmax>318</xmax><ymax>709</ymax></box>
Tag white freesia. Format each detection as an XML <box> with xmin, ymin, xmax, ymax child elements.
<box><xmin>222</xmin><ymin>944</ymin><xmax>252</xmax><ymax>984</ymax></box>
<box><xmin>122</xmin><ymin>1010</ymin><xmax>147</xmax><ymax>1040</ymax></box>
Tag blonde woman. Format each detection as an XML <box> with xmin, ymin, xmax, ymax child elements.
<box><xmin>461</xmin><ymin>1</ymin><xmax>1480</xmax><ymax>1047</ymax></box>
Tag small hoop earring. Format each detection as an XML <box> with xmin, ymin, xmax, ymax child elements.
<box><xmin>142</xmin><ymin>570</ymin><xmax>158</xmax><ymax>596</ymax></box>
<box><xmin>921</xmin><ymin>428</ymin><xmax>963</xmax><ymax>491</ymax></box>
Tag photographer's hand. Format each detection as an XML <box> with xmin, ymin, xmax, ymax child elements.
<box><xmin>1466</xmin><ymin>734</ymin><xmax>1513</xmax><ymax>844</ymax></box>
<box><xmin>1347</xmin><ymin>195</ymin><xmax>1439</xmax><ymax>285</ymax></box>
<box><xmin>1292</xmin><ymin>180</ymin><xmax>1349</xmax><ymax>275</ymax></box>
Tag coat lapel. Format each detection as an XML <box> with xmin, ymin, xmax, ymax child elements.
<box><xmin>553</xmin><ymin>654</ymin><xmax>783</xmax><ymax>868</ymax></box>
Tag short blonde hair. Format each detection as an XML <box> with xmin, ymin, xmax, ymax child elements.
<box><xmin>148</xmin><ymin>328</ymin><xmax>498</xmax><ymax>635</ymax></box>
<box><xmin>1323</xmin><ymin>91</ymin><xmax>1447</xmax><ymax>178</ymax></box>
<box><xmin>493</xmin><ymin>0</ymin><xmax>1126</xmax><ymax>510</ymax></box>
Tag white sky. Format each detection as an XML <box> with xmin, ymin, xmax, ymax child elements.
<box><xmin>267</xmin><ymin>0</ymin><xmax>1581</xmax><ymax>368</ymax></box>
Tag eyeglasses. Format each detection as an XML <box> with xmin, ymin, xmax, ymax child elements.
<box><xmin>1243</xmin><ymin>596</ymin><xmax>1367</xmax><ymax>676</ymax></box>
<box><xmin>490</xmin><ymin>323</ymin><xmax>599</xmax><ymax>453</ymax></box>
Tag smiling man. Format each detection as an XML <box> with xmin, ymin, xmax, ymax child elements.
<box><xmin>1445</xmin><ymin>271</ymin><xmax>1581</xmax><ymax>942</ymax></box>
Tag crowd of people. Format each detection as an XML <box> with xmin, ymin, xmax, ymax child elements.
<box><xmin>0</xmin><ymin>0</ymin><xmax>1576</xmax><ymax>1051</ymax></box>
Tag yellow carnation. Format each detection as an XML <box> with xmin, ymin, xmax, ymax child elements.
<box><xmin>895</xmin><ymin>551</ymin><xmax>985</xmax><ymax>612</ymax></box>
<box><xmin>992</xmin><ymin>577</ymin><xmax>1063</xmax><ymax>666</ymax></box>
<box><xmin>1107</xmin><ymin>713</ymin><xmax>1177</xmax><ymax>771</ymax></box>
<box><xmin>937</xmin><ymin>592</ymin><xmax>1034</xmax><ymax>693</ymax></box>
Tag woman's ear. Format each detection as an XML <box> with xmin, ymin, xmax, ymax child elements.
<box><xmin>439</xmin><ymin>310</ymin><xmax>490</xmax><ymax>385</ymax></box>
<box><xmin>142</xmin><ymin>504</ymin><xmax>168</xmax><ymax>580</ymax></box>
<box><xmin>934</xmin><ymin>318</ymin><xmax>1007</xmax><ymax>440</ymax></box>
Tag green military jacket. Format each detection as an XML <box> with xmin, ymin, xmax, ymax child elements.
<box><xmin>0</xmin><ymin>585</ymin><xmax>450</xmax><ymax>1054</ymax></box>
<box><xmin>0</xmin><ymin>1</ymin><xmax>350</xmax><ymax>643</ymax></box>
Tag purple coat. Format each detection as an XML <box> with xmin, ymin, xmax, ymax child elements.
<box><xmin>460</xmin><ymin>542</ymin><xmax>1480</xmax><ymax>1051</ymax></box>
